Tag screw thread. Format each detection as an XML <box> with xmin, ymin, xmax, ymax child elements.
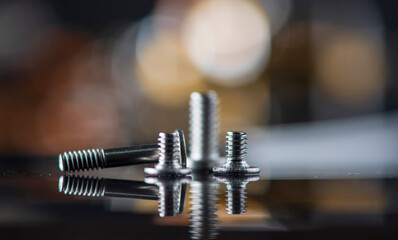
<box><xmin>189</xmin><ymin>91</ymin><xmax>219</xmax><ymax>165</ymax></box>
<box><xmin>157</xmin><ymin>132</ymin><xmax>181</xmax><ymax>169</ymax></box>
<box><xmin>158</xmin><ymin>184</ymin><xmax>181</xmax><ymax>217</ymax></box>
<box><xmin>59</xmin><ymin>149</ymin><xmax>106</xmax><ymax>172</ymax></box>
<box><xmin>226</xmin><ymin>132</ymin><xmax>247</xmax><ymax>162</ymax></box>
<box><xmin>59</xmin><ymin>175</ymin><xmax>105</xmax><ymax>197</ymax></box>
<box><xmin>226</xmin><ymin>186</ymin><xmax>247</xmax><ymax>214</ymax></box>
<box><xmin>189</xmin><ymin>180</ymin><xmax>219</xmax><ymax>239</ymax></box>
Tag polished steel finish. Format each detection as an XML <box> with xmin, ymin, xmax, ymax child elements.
<box><xmin>59</xmin><ymin>144</ymin><xmax>158</xmax><ymax>172</ymax></box>
<box><xmin>189</xmin><ymin>91</ymin><xmax>220</xmax><ymax>170</ymax></box>
<box><xmin>214</xmin><ymin>175</ymin><xmax>260</xmax><ymax>215</ymax></box>
<box><xmin>189</xmin><ymin>173</ymin><xmax>219</xmax><ymax>240</ymax></box>
<box><xmin>213</xmin><ymin>132</ymin><xmax>260</xmax><ymax>175</ymax></box>
<box><xmin>145</xmin><ymin>176</ymin><xmax>191</xmax><ymax>217</ymax></box>
<box><xmin>58</xmin><ymin>174</ymin><xmax>158</xmax><ymax>200</ymax></box>
<box><xmin>145</xmin><ymin>130</ymin><xmax>191</xmax><ymax>176</ymax></box>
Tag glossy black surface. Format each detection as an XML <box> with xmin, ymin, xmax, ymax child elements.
<box><xmin>1</xmin><ymin>156</ymin><xmax>398</xmax><ymax>239</ymax></box>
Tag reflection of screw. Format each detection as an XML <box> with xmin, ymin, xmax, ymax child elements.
<box><xmin>145</xmin><ymin>130</ymin><xmax>191</xmax><ymax>176</ymax></box>
<box><xmin>59</xmin><ymin>144</ymin><xmax>158</xmax><ymax>172</ymax></box>
<box><xmin>189</xmin><ymin>173</ymin><xmax>219</xmax><ymax>240</ymax></box>
<box><xmin>59</xmin><ymin>175</ymin><xmax>158</xmax><ymax>200</ymax></box>
<box><xmin>213</xmin><ymin>132</ymin><xmax>260</xmax><ymax>175</ymax></box>
<box><xmin>214</xmin><ymin>176</ymin><xmax>259</xmax><ymax>215</ymax></box>
<box><xmin>145</xmin><ymin>176</ymin><xmax>191</xmax><ymax>217</ymax></box>
<box><xmin>189</xmin><ymin>91</ymin><xmax>220</xmax><ymax>170</ymax></box>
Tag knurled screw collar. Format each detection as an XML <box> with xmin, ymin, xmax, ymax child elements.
<box><xmin>145</xmin><ymin>130</ymin><xmax>192</xmax><ymax>176</ymax></box>
<box><xmin>213</xmin><ymin>132</ymin><xmax>260</xmax><ymax>175</ymax></box>
<box><xmin>214</xmin><ymin>175</ymin><xmax>260</xmax><ymax>215</ymax></box>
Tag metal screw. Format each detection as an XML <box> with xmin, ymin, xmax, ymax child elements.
<box><xmin>59</xmin><ymin>144</ymin><xmax>158</xmax><ymax>172</ymax></box>
<box><xmin>189</xmin><ymin>91</ymin><xmax>220</xmax><ymax>170</ymax></box>
<box><xmin>213</xmin><ymin>132</ymin><xmax>260</xmax><ymax>175</ymax></box>
<box><xmin>145</xmin><ymin>130</ymin><xmax>191</xmax><ymax>176</ymax></box>
<box><xmin>189</xmin><ymin>173</ymin><xmax>219</xmax><ymax>240</ymax></box>
<box><xmin>145</xmin><ymin>176</ymin><xmax>191</xmax><ymax>217</ymax></box>
<box><xmin>59</xmin><ymin>174</ymin><xmax>158</xmax><ymax>200</ymax></box>
<box><xmin>214</xmin><ymin>175</ymin><xmax>260</xmax><ymax>215</ymax></box>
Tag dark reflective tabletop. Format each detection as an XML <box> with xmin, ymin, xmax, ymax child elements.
<box><xmin>1</xmin><ymin>155</ymin><xmax>398</xmax><ymax>239</ymax></box>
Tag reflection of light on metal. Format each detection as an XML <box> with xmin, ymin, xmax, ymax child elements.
<box><xmin>214</xmin><ymin>176</ymin><xmax>260</xmax><ymax>215</ymax></box>
<box><xmin>182</xmin><ymin>0</ymin><xmax>271</xmax><ymax>86</ymax></box>
<box><xmin>189</xmin><ymin>173</ymin><xmax>219</xmax><ymax>239</ymax></box>
<box><xmin>145</xmin><ymin>176</ymin><xmax>191</xmax><ymax>217</ymax></box>
<box><xmin>135</xmin><ymin>16</ymin><xmax>205</xmax><ymax>106</ymax></box>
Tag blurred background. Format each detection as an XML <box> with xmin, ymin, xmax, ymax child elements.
<box><xmin>0</xmin><ymin>0</ymin><xmax>397</xmax><ymax>158</ymax></box>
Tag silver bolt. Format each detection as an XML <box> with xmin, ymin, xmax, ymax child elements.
<box><xmin>189</xmin><ymin>91</ymin><xmax>220</xmax><ymax>170</ymax></box>
<box><xmin>145</xmin><ymin>130</ymin><xmax>191</xmax><ymax>176</ymax></box>
<box><xmin>214</xmin><ymin>175</ymin><xmax>260</xmax><ymax>215</ymax></box>
<box><xmin>145</xmin><ymin>176</ymin><xmax>191</xmax><ymax>217</ymax></box>
<box><xmin>213</xmin><ymin>132</ymin><xmax>260</xmax><ymax>175</ymax></box>
<box><xmin>58</xmin><ymin>144</ymin><xmax>158</xmax><ymax>172</ymax></box>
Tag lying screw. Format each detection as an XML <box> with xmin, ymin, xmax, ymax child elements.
<box><xmin>59</xmin><ymin>144</ymin><xmax>159</xmax><ymax>172</ymax></box>
<box><xmin>189</xmin><ymin>91</ymin><xmax>220</xmax><ymax>171</ymax></box>
<box><xmin>59</xmin><ymin>174</ymin><xmax>158</xmax><ymax>200</ymax></box>
<box><xmin>214</xmin><ymin>175</ymin><xmax>260</xmax><ymax>214</ymax></box>
<box><xmin>145</xmin><ymin>130</ymin><xmax>191</xmax><ymax>176</ymax></box>
<box><xmin>213</xmin><ymin>132</ymin><xmax>260</xmax><ymax>175</ymax></box>
<box><xmin>145</xmin><ymin>176</ymin><xmax>191</xmax><ymax>217</ymax></box>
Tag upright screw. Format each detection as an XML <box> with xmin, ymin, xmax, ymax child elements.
<box><xmin>213</xmin><ymin>132</ymin><xmax>260</xmax><ymax>175</ymax></box>
<box><xmin>145</xmin><ymin>130</ymin><xmax>191</xmax><ymax>176</ymax></box>
<box><xmin>145</xmin><ymin>176</ymin><xmax>191</xmax><ymax>217</ymax></box>
<box><xmin>214</xmin><ymin>175</ymin><xmax>259</xmax><ymax>215</ymax></box>
<box><xmin>59</xmin><ymin>174</ymin><xmax>158</xmax><ymax>200</ymax></box>
<box><xmin>189</xmin><ymin>91</ymin><xmax>220</xmax><ymax>170</ymax></box>
<box><xmin>59</xmin><ymin>144</ymin><xmax>158</xmax><ymax>172</ymax></box>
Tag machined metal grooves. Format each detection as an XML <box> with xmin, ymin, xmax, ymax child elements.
<box><xmin>189</xmin><ymin>180</ymin><xmax>219</xmax><ymax>240</ymax></box>
<box><xmin>226</xmin><ymin>186</ymin><xmax>247</xmax><ymax>214</ymax></box>
<box><xmin>226</xmin><ymin>132</ymin><xmax>247</xmax><ymax>161</ymax></box>
<box><xmin>60</xmin><ymin>149</ymin><xmax>106</xmax><ymax>172</ymax></box>
<box><xmin>158</xmin><ymin>132</ymin><xmax>181</xmax><ymax>168</ymax></box>
<box><xmin>189</xmin><ymin>91</ymin><xmax>219</xmax><ymax>166</ymax></box>
<box><xmin>158</xmin><ymin>184</ymin><xmax>181</xmax><ymax>217</ymax></box>
<box><xmin>59</xmin><ymin>175</ymin><xmax>105</xmax><ymax>197</ymax></box>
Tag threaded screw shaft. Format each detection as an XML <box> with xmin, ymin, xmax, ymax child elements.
<box><xmin>145</xmin><ymin>176</ymin><xmax>191</xmax><ymax>217</ymax></box>
<box><xmin>59</xmin><ymin>144</ymin><xmax>158</xmax><ymax>172</ymax></box>
<box><xmin>189</xmin><ymin>174</ymin><xmax>219</xmax><ymax>239</ymax></box>
<box><xmin>213</xmin><ymin>131</ymin><xmax>260</xmax><ymax>175</ymax></box>
<box><xmin>214</xmin><ymin>175</ymin><xmax>259</xmax><ymax>215</ymax></box>
<box><xmin>59</xmin><ymin>175</ymin><xmax>158</xmax><ymax>200</ymax></box>
<box><xmin>189</xmin><ymin>91</ymin><xmax>220</xmax><ymax>170</ymax></box>
<box><xmin>145</xmin><ymin>130</ymin><xmax>191</xmax><ymax>176</ymax></box>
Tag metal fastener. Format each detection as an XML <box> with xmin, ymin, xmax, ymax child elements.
<box><xmin>189</xmin><ymin>91</ymin><xmax>220</xmax><ymax>171</ymax></box>
<box><xmin>144</xmin><ymin>130</ymin><xmax>191</xmax><ymax>176</ymax></box>
<box><xmin>59</xmin><ymin>174</ymin><xmax>158</xmax><ymax>200</ymax></box>
<box><xmin>214</xmin><ymin>175</ymin><xmax>260</xmax><ymax>214</ymax></box>
<box><xmin>59</xmin><ymin>144</ymin><xmax>159</xmax><ymax>172</ymax></box>
<box><xmin>213</xmin><ymin>132</ymin><xmax>260</xmax><ymax>175</ymax></box>
<box><xmin>145</xmin><ymin>176</ymin><xmax>191</xmax><ymax>217</ymax></box>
